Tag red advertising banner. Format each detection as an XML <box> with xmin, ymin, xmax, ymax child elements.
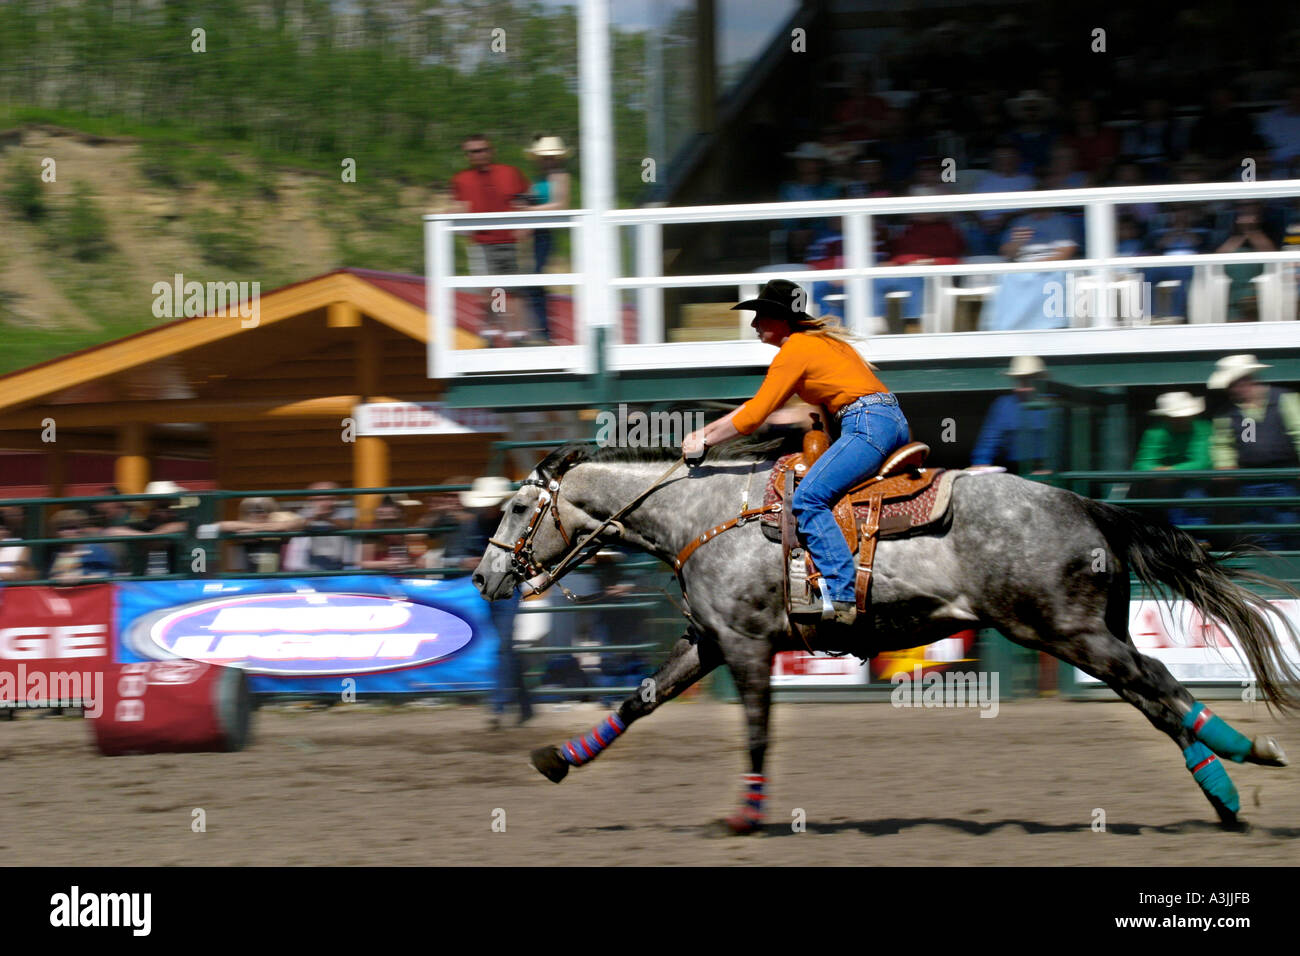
<box><xmin>0</xmin><ymin>584</ymin><xmax>114</xmax><ymax>709</ymax></box>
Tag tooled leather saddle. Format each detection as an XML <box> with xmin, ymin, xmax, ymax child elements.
<box><xmin>762</xmin><ymin>441</ymin><xmax>968</xmax><ymax>623</ymax></box>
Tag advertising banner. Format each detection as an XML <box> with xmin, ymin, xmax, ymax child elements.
<box><xmin>1074</xmin><ymin>599</ymin><xmax>1300</xmax><ymax>685</ymax></box>
<box><xmin>353</xmin><ymin>402</ymin><xmax>503</xmax><ymax>436</ymax></box>
<box><xmin>114</xmin><ymin>576</ymin><xmax>497</xmax><ymax>694</ymax></box>
<box><xmin>772</xmin><ymin>630</ymin><xmax>978</xmax><ymax>689</ymax></box>
<box><xmin>0</xmin><ymin>584</ymin><xmax>113</xmax><ymax>709</ymax></box>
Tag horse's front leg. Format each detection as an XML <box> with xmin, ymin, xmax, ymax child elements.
<box><xmin>530</xmin><ymin>628</ymin><xmax>723</xmax><ymax>783</ymax></box>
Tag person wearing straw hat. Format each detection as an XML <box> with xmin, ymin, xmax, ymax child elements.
<box><xmin>521</xmin><ymin>135</ymin><xmax>573</xmax><ymax>345</ymax></box>
<box><xmin>1135</xmin><ymin>392</ymin><xmax>1211</xmax><ymax>471</ymax></box>
<box><xmin>681</xmin><ymin>279</ymin><xmax>909</xmax><ymax>625</ymax></box>
<box><xmin>1133</xmin><ymin>391</ymin><xmax>1212</xmax><ymax>532</ymax></box>
<box><xmin>445</xmin><ymin>476</ymin><xmax>533</xmax><ymax>729</ymax></box>
<box><xmin>971</xmin><ymin>356</ymin><xmax>1056</xmax><ymax>474</ymax></box>
<box><xmin>111</xmin><ymin>481</ymin><xmax>193</xmax><ymax>575</ymax></box>
<box><xmin>1208</xmin><ymin>355</ymin><xmax>1300</xmax><ymax>550</ymax></box>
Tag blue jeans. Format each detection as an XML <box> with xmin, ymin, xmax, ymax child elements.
<box><xmin>523</xmin><ymin>230</ymin><xmax>552</xmax><ymax>341</ymax></box>
<box><xmin>487</xmin><ymin>590</ymin><xmax>533</xmax><ymax>719</ymax></box>
<box><xmin>1167</xmin><ymin>484</ymin><xmax>1210</xmax><ymax>529</ymax></box>
<box><xmin>1237</xmin><ymin>481</ymin><xmax>1298</xmax><ymax>552</ymax></box>
<box><xmin>790</xmin><ymin>394</ymin><xmax>911</xmax><ymax>603</ymax></box>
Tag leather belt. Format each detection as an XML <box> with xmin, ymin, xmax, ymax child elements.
<box><xmin>835</xmin><ymin>392</ymin><xmax>898</xmax><ymax>421</ymax></box>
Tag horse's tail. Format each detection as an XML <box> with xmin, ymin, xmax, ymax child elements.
<box><xmin>1080</xmin><ymin>497</ymin><xmax>1300</xmax><ymax>714</ymax></box>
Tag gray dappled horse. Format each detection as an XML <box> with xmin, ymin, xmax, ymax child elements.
<box><xmin>471</xmin><ymin>436</ymin><xmax>1300</xmax><ymax>833</ymax></box>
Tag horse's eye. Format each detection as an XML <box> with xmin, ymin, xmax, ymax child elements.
<box><xmin>511</xmin><ymin>503</ymin><xmax>527</xmax><ymax>515</ymax></box>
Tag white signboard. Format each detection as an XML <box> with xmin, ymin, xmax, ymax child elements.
<box><xmin>772</xmin><ymin>651</ymin><xmax>871</xmax><ymax>687</ymax></box>
<box><xmin>354</xmin><ymin>403</ymin><xmax>504</xmax><ymax>436</ymax></box>
<box><xmin>1075</xmin><ymin>599</ymin><xmax>1300</xmax><ymax>685</ymax></box>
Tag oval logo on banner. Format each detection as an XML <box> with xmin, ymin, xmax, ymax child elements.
<box><xmin>133</xmin><ymin>593</ymin><xmax>474</xmax><ymax>676</ymax></box>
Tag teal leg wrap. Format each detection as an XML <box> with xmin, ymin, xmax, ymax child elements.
<box><xmin>1183</xmin><ymin>702</ymin><xmax>1252</xmax><ymax>763</ymax></box>
<box><xmin>1184</xmin><ymin>742</ymin><xmax>1240</xmax><ymax>814</ymax></box>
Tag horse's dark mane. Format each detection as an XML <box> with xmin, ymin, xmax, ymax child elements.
<box><xmin>536</xmin><ymin>429</ymin><xmax>805</xmax><ymax>479</ymax></box>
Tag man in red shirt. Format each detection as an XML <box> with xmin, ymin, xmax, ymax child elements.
<box><xmin>451</xmin><ymin>134</ymin><xmax>531</xmax><ymax>345</ymax></box>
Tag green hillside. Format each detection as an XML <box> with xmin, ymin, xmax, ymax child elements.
<box><xmin>0</xmin><ymin>0</ymin><xmax>662</xmax><ymax>374</ymax></box>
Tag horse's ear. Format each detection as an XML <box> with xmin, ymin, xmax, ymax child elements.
<box><xmin>555</xmin><ymin>449</ymin><xmax>585</xmax><ymax>476</ymax></box>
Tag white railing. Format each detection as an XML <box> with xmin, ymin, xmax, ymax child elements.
<box><xmin>425</xmin><ymin>179</ymin><xmax>1300</xmax><ymax>379</ymax></box>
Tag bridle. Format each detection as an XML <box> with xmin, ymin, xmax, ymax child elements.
<box><xmin>486</xmin><ymin>449</ymin><xmax>779</xmax><ymax>619</ymax></box>
<box><xmin>487</xmin><ymin>473</ymin><xmax>586</xmax><ymax>589</ymax></box>
<box><xmin>487</xmin><ymin>451</ymin><xmax>685</xmax><ymax>602</ymax></box>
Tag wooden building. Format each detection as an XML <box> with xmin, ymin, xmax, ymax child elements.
<box><xmin>0</xmin><ymin>268</ymin><xmax>498</xmax><ymax>503</ymax></box>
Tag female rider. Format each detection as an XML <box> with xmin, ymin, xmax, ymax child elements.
<box><xmin>681</xmin><ymin>279</ymin><xmax>910</xmax><ymax>626</ymax></box>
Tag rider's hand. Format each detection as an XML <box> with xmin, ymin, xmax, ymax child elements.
<box><xmin>682</xmin><ymin>432</ymin><xmax>707</xmax><ymax>463</ymax></box>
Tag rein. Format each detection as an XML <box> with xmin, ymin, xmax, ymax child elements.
<box><xmin>490</xmin><ymin>454</ymin><xmax>688</xmax><ymax>601</ymax></box>
<box><xmin>492</xmin><ymin>451</ymin><xmax>781</xmax><ymax>622</ymax></box>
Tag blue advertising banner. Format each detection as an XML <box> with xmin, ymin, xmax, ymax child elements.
<box><xmin>114</xmin><ymin>576</ymin><xmax>498</xmax><ymax>694</ymax></box>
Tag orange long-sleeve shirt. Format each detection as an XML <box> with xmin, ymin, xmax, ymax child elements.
<box><xmin>731</xmin><ymin>333</ymin><xmax>888</xmax><ymax>435</ymax></box>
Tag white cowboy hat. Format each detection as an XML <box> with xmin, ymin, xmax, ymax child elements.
<box><xmin>144</xmin><ymin>481</ymin><xmax>187</xmax><ymax>496</ymax></box>
<box><xmin>1208</xmin><ymin>354</ymin><xmax>1269</xmax><ymax>390</ymax></box>
<box><xmin>785</xmin><ymin>142</ymin><xmax>829</xmax><ymax>162</ymax></box>
<box><xmin>1004</xmin><ymin>355</ymin><xmax>1046</xmax><ymax>377</ymax></box>
<box><xmin>1151</xmin><ymin>391</ymin><xmax>1205</xmax><ymax>418</ymax></box>
<box><xmin>459</xmin><ymin>476</ymin><xmax>514</xmax><ymax>509</ymax></box>
<box><xmin>823</xmin><ymin>142</ymin><xmax>859</xmax><ymax>165</ymax></box>
<box><xmin>526</xmin><ymin>136</ymin><xmax>572</xmax><ymax>158</ymax></box>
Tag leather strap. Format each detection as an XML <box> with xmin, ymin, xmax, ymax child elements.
<box><xmin>855</xmin><ymin>495</ymin><xmax>883</xmax><ymax>616</ymax></box>
<box><xmin>779</xmin><ymin>471</ymin><xmax>816</xmax><ymax>653</ymax></box>
<box><xmin>672</xmin><ymin>504</ymin><xmax>775</xmax><ymax>571</ymax></box>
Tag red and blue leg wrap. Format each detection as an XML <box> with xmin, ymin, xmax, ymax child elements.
<box><xmin>1184</xmin><ymin>742</ymin><xmax>1240</xmax><ymax>814</ymax></box>
<box><xmin>561</xmin><ymin>713</ymin><xmax>627</xmax><ymax>767</ymax></box>
<box><xmin>737</xmin><ymin>773</ymin><xmax>766</xmax><ymax>825</ymax></box>
<box><xmin>1183</xmin><ymin>702</ymin><xmax>1252</xmax><ymax>763</ymax></box>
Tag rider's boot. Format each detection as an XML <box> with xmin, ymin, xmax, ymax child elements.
<box><xmin>827</xmin><ymin>601</ymin><xmax>857</xmax><ymax>626</ymax></box>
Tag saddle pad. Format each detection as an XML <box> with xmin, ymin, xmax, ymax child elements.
<box><xmin>761</xmin><ymin>458</ymin><xmax>971</xmax><ymax>541</ymax></box>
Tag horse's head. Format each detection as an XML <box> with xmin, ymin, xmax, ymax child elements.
<box><xmin>471</xmin><ymin>451</ymin><xmax>588</xmax><ymax>600</ymax></box>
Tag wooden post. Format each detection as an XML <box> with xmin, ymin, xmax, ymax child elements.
<box><xmin>354</xmin><ymin>317</ymin><xmax>389</xmax><ymax>526</ymax></box>
<box><xmin>353</xmin><ymin>437</ymin><xmax>389</xmax><ymax>528</ymax></box>
<box><xmin>115</xmin><ymin>422</ymin><xmax>149</xmax><ymax>494</ymax></box>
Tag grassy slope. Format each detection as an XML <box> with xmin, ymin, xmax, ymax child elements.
<box><xmin>0</xmin><ymin>117</ymin><xmax>444</xmax><ymax>376</ymax></box>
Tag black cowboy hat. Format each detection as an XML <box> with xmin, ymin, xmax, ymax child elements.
<box><xmin>731</xmin><ymin>278</ymin><xmax>810</xmax><ymax>323</ymax></box>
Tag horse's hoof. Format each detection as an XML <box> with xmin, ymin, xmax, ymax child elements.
<box><xmin>715</xmin><ymin>814</ymin><xmax>764</xmax><ymax>836</ymax></box>
<box><xmin>530</xmin><ymin>745</ymin><xmax>570</xmax><ymax>783</ymax></box>
<box><xmin>1248</xmin><ymin>735</ymin><xmax>1288</xmax><ymax>767</ymax></box>
<box><xmin>1210</xmin><ymin>798</ymin><xmax>1247</xmax><ymax>831</ymax></box>
<box><xmin>1216</xmin><ymin>811</ymin><xmax>1250</xmax><ymax>833</ymax></box>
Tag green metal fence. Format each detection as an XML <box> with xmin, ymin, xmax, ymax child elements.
<box><xmin>6</xmin><ymin>451</ymin><xmax>1297</xmax><ymax>706</ymax></box>
<box><xmin>0</xmin><ymin>439</ymin><xmax>685</xmax><ymax>704</ymax></box>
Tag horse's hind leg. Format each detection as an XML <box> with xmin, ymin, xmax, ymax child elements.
<box><xmin>1102</xmin><ymin>572</ymin><xmax>1285</xmax><ymax>771</ymax></box>
<box><xmin>530</xmin><ymin>628</ymin><xmax>723</xmax><ymax>783</ymax></box>
<box><xmin>1006</xmin><ymin>621</ymin><xmax>1257</xmax><ymax>826</ymax></box>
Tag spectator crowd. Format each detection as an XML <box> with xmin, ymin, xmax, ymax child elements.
<box><xmin>768</xmin><ymin>68</ymin><xmax>1300</xmax><ymax>328</ymax></box>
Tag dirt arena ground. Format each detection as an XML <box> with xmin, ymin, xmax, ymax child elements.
<box><xmin>3</xmin><ymin>697</ymin><xmax>1299</xmax><ymax>866</ymax></box>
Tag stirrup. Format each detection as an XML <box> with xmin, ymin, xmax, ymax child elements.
<box><xmin>789</xmin><ymin>581</ymin><xmax>830</xmax><ymax>619</ymax></box>
<box><xmin>789</xmin><ymin>600</ymin><xmax>823</xmax><ymax>619</ymax></box>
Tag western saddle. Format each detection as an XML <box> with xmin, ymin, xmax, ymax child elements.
<box><xmin>770</xmin><ymin>440</ymin><xmax>945</xmax><ymax>623</ymax></box>
<box><xmin>669</xmin><ymin>434</ymin><xmax>958</xmax><ymax>634</ymax></box>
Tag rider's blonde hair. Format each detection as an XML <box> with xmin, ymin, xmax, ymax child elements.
<box><xmin>786</xmin><ymin>314</ymin><xmax>879</xmax><ymax>368</ymax></box>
